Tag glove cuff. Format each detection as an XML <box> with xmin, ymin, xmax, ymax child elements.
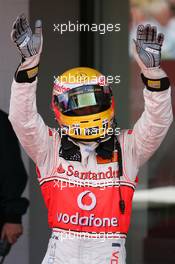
<box><xmin>15</xmin><ymin>54</ymin><xmax>40</xmax><ymax>83</ymax></box>
<box><xmin>19</xmin><ymin>53</ymin><xmax>40</xmax><ymax>70</ymax></box>
<box><xmin>141</xmin><ymin>67</ymin><xmax>167</xmax><ymax>79</ymax></box>
<box><xmin>15</xmin><ymin>64</ymin><xmax>39</xmax><ymax>83</ymax></box>
<box><xmin>141</xmin><ymin>73</ymin><xmax>170</xmax><ymax>92</ymax></box>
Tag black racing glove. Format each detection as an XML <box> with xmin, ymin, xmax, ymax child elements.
<box><xmin>11</xmin><ymin>14</ymin><xmax>42</xmax><ymax>83</ymax></box>
<box><xmin>133</xmin><ymin>24</ymin><xmax>170</xmax><ymax>92</ymax></box>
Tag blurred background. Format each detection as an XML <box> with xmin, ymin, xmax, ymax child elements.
<box><xmin>0</xmin><ymin>0</ymin><xmax>175</xmax><ymax>263</ymax></box>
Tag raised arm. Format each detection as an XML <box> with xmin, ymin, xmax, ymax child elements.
<box><xmin>9</xmin><ymin>14</ymin><xmax>50</xmax><ymax>165</ymax></box>
<box><xmin>120</xmin><ymin>25</ymin><xmax>173</xmax><ymax>179</ymax></box>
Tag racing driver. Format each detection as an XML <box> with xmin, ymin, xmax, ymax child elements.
<box><xmin>9</xmin><ymin>14</ymin><xmax>173</xmax><ymax>264</ymax></box>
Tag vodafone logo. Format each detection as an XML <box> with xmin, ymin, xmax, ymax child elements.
<box><xmin>57</xmin><ymin>190</ymin><xmax>118</xmax><ymax>228</ymax></box>
<box><xmin>77</xmin><ymin>191</ymin><xmax>96</xmax><ymax>211</ymax></box>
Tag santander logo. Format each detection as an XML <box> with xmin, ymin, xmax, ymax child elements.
<box><xmin>57</xmin><ymin>163</ymin><xmax>65</xmax><ymax>173</ymax></box>
<box><xmin>56</xmin><ymin>163</ymin><xmax>119</xmax><ymax>180</ymax></box>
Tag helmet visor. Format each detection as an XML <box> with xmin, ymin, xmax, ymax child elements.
<box><xmin>53</xmin><ymin>85</ymin><xmax>112</xmax><ymax>115</ymax></box>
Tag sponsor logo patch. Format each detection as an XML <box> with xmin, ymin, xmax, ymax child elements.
<box><xmin>148</xmin><ymin>80</ymin><xmax>160</xmax><ymax>89</ymax></box>
<box><xmin>55</xmin><ymin>164</ymin><xmax>119</xmax><ymax>180</ymax></box>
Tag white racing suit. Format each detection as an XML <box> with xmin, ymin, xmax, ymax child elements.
<box><xmin>9</xmin><ymin>75</ymin><xmax>172</xmax><ymax>264</ymax></box>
